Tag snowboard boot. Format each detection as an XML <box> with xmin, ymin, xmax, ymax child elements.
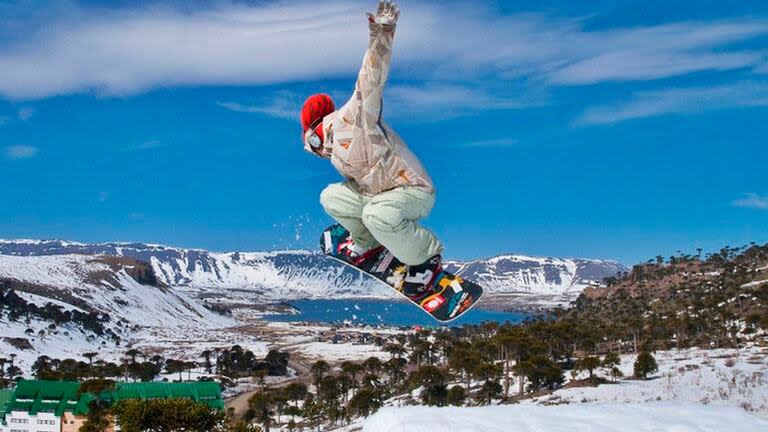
<box><xmin>337</xmin><ymin>238</ymin><xmax>384</xmax><ymax>267</ymax></box>
<box><xmin>402</xmin><ymin>255</ymin><xmax>442</xmax><ymax>299</ymax></box>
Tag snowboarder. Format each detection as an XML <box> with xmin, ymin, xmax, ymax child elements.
<box><xmin>301</xmin><ymin>1</ymin><xmax>443</xmax><ymax>296</ymax></box>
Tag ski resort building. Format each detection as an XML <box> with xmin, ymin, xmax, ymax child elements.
<box><xmin>106</xmin><ymin>381</ymin><xmax>225</xmax><ymax>410</ymax></box>
<box><xmin>0</xmin><ymin>380</ymin><xmax>224</xmax><ymax>432</ymax></box>
<box><xmin>0</xmin><ymin>390</ymin><xmax>13</xmax><ymax>432</ymax></box>
<box><xmin>0</xmin><ymin>380</ymin><xmax>88</xmax><ymax>432</ymax></box>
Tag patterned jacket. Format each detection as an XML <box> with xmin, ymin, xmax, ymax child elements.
<box><xmin>304</xmin><ymin>20</ymin><xmax>434</xmax><ymax>197</ymax></box>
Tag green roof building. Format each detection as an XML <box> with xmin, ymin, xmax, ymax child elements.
<box><xmin>0</xmin><ymin>380</ymin><xmax>224</xmax><ymax>432</ymax></box>
<box><xmin>0</xmin><ymin>389</ymin><xmax>13</xmax><ymax>426</ymax></box>
<box><xmin>109</xmin><ymin>381</ymin><xmax>225</xmax><ymax>410</ymax></box>
<box><xmin>8</xmin><ymin>380</ymin><xmax>89</xmax><ymax>417</ymax></box>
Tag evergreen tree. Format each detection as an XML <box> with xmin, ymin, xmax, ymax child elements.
<box><xmin>78</xmin><ymin>379</ymin><xmax>116</xmax><ymax>432</ymax></box>
<box><xmin>284</xmin><ymin>382</ymin><xmax>308</xmax><ymax>405</ymax></box>
<box><xmin>384</xmin><ymin>357</ymin><xmax>407</xmax><ymax>387</ymax></box>
<box><xmin>112</xmin><ymin>399</ymin><xmax>225</xmax><ymax>432</ymax></box>
<box><xmin>633</xmin><ymin>352</ymin><xmax>658</xmax><ymax>379</ymax></box>
<box><xmin>309</xmin><ymin>360</ymin><xmax>330</xmax><ymax>394</ymax></box>
<box><xmin>346</xmin><ymin>387</ymin><xmax>383</xmax><ymax>417</ymax></box>
<box><xmin>410</xmin><ymin>365</ymin><xmax>448</xmax><ymax>406</ymax></box>
<box><xmin>248</xmin><ymin>392</ymin><xmax>275</xmax><ymax>432</ymax></box>
<box><xmin>602</xmin><ymin>352</ymin><xmax>621</xmax><ymax>382</ymax></box>
<box><xmin>446</xmin><ymin>385</ymin><xmax>467</xmax><ymax>406</ymax></box>
<box><xmin>575</xmin><ymin>356</ymin><xmax>601</xmax><ymax>382</ymax></box>
<box><xmin>340</xmin><ymin>361</ymin><xmax>363</xmax><ymax>390</ymax></box>
<box><xmin>473</xmin><ymin>362</ymin><xmax>502</xmax><ymax>404</ymax></box>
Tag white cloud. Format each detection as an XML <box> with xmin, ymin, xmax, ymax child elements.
<box><xmin>0</xmin><ymin>116</ymin><xmax>8</xmax><ymax>126</ymax></box>
<box><xmin>575</xmin><ymin>82</ymin><xmax>768</xmax><ymax>125</ymax></box>
<box><xmin>460</xmin><ymin>138</ymin><xmax>519</xmax><ymax>148</ymax></box>
<box><xmin>4</xmin><ymin>145</ymin><xmax>38</xmax><ymax>160</ymax></box>
<box><xmin>98</xmin><ymin>192</ymin><xmax>110</xmax><ymax>202</ymax></box>
<box><xmin>546</xmin><ymin>21</ymin><xmax>768</xmax><ymax>85</ymax></box>
<box><xmin>732</xmin><ymin>193</ymin><xmax>768</xmax><ymax>210</ymax></box>
<box><xmin>0</xmin><ymin>2</ymin><xmax>765</xmax><ymax>100</ymax></box>
<box><xmin>217</xmin><ymin>92</ymin><xmax>302</xmax><ymax>120</ymax></box>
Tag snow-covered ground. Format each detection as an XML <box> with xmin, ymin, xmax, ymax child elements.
<box><xmin>361</xmin><ymin>403</ymin><xmax>768</xmax><ymax>432</ymax></box>
<box><xmin>289</xmin><ymin>341</ymin><xmax>389</xmax><ymax>362</ymax></box>
<box><xmin>324</xmin><ymin>344</ymin><xmax>768</xmax><ymax>432</ymax></box>
<box><xmin>525</xmin><ymin>345</ymin><xmax>768</xmax><ymax>419</ymax></box>
<box><xmin>0</xmin><ymin>319</ymin><xmax>113</xmax><ymax>367</ymax></box>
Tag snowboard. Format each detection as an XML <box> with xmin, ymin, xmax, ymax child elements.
<box><xmin>320</xmin><ymin>224</ymin><xmax>484</xmax><ymax>323</ymax></box>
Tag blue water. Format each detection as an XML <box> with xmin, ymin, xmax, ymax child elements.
<box><xmin>264</xmin><ymin>299</ymin><xmax>528</xmax><ymax>327</ymax></box>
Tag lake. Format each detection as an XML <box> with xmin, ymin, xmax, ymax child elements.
<box><xmin>264</xmin><ymin>299</ymin><xmax>529</xmax><ymax>327</ymax></box>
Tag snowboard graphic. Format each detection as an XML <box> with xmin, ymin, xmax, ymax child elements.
<box><xmin>321</xmin><ymin>224</ymin><xmax>484</xmax><ymax>322</ymax></box>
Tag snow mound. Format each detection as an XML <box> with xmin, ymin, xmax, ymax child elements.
<box><xmin>362</xmin><ymin>403</ymin><xmax>768</xmax><ymax>432</ymax></box>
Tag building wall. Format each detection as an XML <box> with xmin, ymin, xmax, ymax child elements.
<box><xmin>61</xmin><ymin>412</ymin><xmax>84</xmax><ymax>432</ymax></box>
<box><xmin>4</xmin><ymin>410</ymin><xmax>60</xmax><ymax>432</ymax></box>
<box><xmin>61</xmin><ymin>413</ymin><xmax>115</xmax><ymax>432</ymax></box>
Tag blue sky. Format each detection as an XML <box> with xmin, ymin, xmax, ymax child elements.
<box><xmin>1</xmin><ymin>0</ymin><xmax>767</xmax><ymax>265</ymax></box>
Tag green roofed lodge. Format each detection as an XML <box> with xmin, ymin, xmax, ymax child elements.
<box><xmin>0</xmin><ymin>380</ymin><xmax>224</xmax><ymax>432</ymax></box>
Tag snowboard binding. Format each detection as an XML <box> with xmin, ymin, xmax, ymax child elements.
<box><xmin>320</xmin><ymin>224</ymin><xmax>484</xmax><ymax>323</ymax></box>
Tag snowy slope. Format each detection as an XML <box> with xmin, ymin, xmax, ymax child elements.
<box><xmin>362</xmin><ymin>403</ymin><xmax>768</xmax><ymax>432</ymax></box>
<box><xmin>0</xmin><ymin>254</ymin><xmax>230</xmax><ymax>327</ymax></box>
<box><xmin>0</xmin><ymin>254</ymin><xmax>235</xmax><ymax>373</ymax></box>
<box><xmin>525</xmin><ymin>346</ymin><xmax>768</xmax><ymax>418</ymax></box>
<box><xmin>445</xmin><ymin>254</ymin><xmax>625</xmax><ymax>307</ymax></box>
<box><xmin>0</xmin><ymin>239</ymin><xmax>626</xmax><ymax>308</ymax></box>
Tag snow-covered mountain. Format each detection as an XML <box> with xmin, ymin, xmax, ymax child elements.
<box><xmin>0</xmin><ymin>253</ymin><xmax>234</xmax><ymax>371</ymax></box>
<box><xmin>444</xmin><ymin>255</ymin><xmax>627</xmax><ymax>308</ymax></box>
<box><xmin>0</xmin><ymin>239</ymin><xmax>626</xmax><ymax>309</ymax></box>
<box><xmin>0</xmin><ymin>239</ymin><xmax>624</xmax><ymax>372</ymax></box>
<box><xmin>0</xmin><ymin>254</ymin><xmax>228</xmax><ymax>327</ymax></box>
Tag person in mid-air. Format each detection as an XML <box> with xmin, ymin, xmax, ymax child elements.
<box><xmin>301</xmin><ymin>1</ymin><xmax>442</xmax><ymax>296</ymax></box>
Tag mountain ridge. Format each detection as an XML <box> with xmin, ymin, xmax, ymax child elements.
<box><xmin>0</xmin><ymin>238</ymin><xmax>624</xmax><ymax>264</ymax></box>
<box><xmin>0</xmin><ymin>238</ymin><xmax>627</xmax><ymax>310</ymax></box>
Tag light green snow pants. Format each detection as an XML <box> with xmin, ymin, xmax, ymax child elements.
<box><xmin>320</xmin><ymin>182</ymin><xmax>444</xmax><ymax>265</ymax></box>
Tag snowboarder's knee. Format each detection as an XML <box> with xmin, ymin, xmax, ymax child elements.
<box><xmin>362</xmin><ymin>202</ymin><xmax>406</xmax><ymax>233</ymax></box>
<box><xmin>319</xmin><ymin>184</ymin><xmax>346</xmax><ymax>214</ymax></box>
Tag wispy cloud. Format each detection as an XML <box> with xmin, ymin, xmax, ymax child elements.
<box><xmin>459</xmin><ymin>138</ymin><xmax>519</xmax><ymax>148</ymax></box>
<box><xmin>17</xmin><ymin>107</ymin><xmax>34</xmax><ymax>120</ymax></box>
<box><xmin>4</xmin><ymin>145</ymin><xmax>38</xmax><ymax>160</ymax></box>
<box><xmin>385</xmin><ymin>83</ymin><xmax>544</xmax><ymax>120</ymax></box>
<box><xmin>732</xmin><ymin>193</ymin><xmax>768</xmax><ymax>210</ymax></box>
<box><xmin>98</xmin><ymin>192</ymin><xmax>110</xmax><ymax>202</ymax></box>
<box><xmin>0</xmin><ymin>116</ymin><xmax>8</xmax><ymax>126</ymax></box>
<box><xmin>0</xmin><ymin>2</ymin><xmax>765</xmax><ymax>100</ymax></box>
<box><xmin>130</xmin><ymin>140</ymin><xmax>161</xmax><ymax>151</ymax></box>
<box><xmin>575</xmin><ymin>82</ymin><xmax>768</xmax><ymax>125</ymax></box>
<box><xmin>217</xmin><ymin>92</ymin><xmax>301</xmax><ymax>120</ymax></box>
<box><xmin>546</xmin><ymin>22</ymin><xmax>768</xmax><ymax>85</ymax></box>
<box><xmin>219</xmin><ymin>85</ymin><xmax>541</xmax><ymax>122</ymax></box>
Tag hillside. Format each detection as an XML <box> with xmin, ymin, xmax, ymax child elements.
<box><xmin>564</xmin><ymin>244</ymin><xmax>768</xmax><ymax>350</ymax></box>
<box><xmin>0</xmin><ymin>254</ymin><xmax>233</xmax><ymax>371</ymax></box>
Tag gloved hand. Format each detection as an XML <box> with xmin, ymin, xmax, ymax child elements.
<box><xmin>367</xmin><ymin>1</ymin><xmax>400</xmax><ymax>27</ymax></box>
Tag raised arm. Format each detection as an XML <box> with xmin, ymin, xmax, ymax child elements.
<box><xmin>354</xmin><ymin>1</ymin><xmax>400</xmax><ymax>123</ymax></box>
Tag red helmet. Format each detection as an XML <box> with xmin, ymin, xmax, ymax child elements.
<box><xmin>301</xmin><ymin>94</ymin><xmax>335</xmax><ymax>140</ymax></box>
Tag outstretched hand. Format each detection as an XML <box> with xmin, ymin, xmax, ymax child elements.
<box><xmin>367</xmin><ymin>1</ymin><xmax>400</xmax><ymax>26</ymax></box>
